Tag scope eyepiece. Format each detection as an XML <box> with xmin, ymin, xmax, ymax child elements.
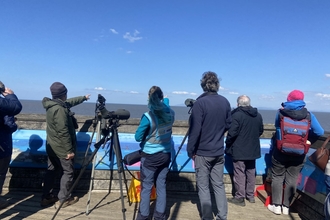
<box><xmin>185</xmin><ymin>98</ymin><xmax>196</xmax><ymax>107</ymax></box>
<box><xmin>97</xmin><ymin>94</ymin><xmax>106</xmax><ymax>104</ymax></box>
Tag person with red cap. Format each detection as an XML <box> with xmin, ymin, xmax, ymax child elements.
<box><xmin>267</xmin><ymin>89</ymin><xmax>324</xmax><ymax>216</ymax></box>
<box><xmin>40</xmin><ymin>82</ymin><xmax>90</xmax><ymax>208</ymax></box>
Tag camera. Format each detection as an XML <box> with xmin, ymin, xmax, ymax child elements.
<box><xmin>96</xmin><ymin>94</ymin><xmax>130</xmax><ymax>120</ymax></box>
<box><xmin>0</xmin><ymin>81</ymin><xmax>5</xmax><ymax>93</ymax></box>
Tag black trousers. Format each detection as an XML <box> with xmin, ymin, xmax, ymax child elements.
<box><xmin>42</xmin><ymin>155</ymin><xmax>74</xmax><ymax>202</ymax></box>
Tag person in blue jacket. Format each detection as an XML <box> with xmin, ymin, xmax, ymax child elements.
<box><xmin>187</xmin><ymin>71</ymin><xmax>232</xmax><ymax>220</ymax></box>
<box><xmin>268</xmin><ymin>89</ymin><xmax>324</xmax><ymax>215</ymax></box>
<box><xmin>0</xmin><ymin>81</ymin><xmax>22</xmax><ymax>209</ymax></box>
<box><xmin>135</xmin><ymin>86</ymin><xmax>175</xmax><ymax>220</ymax></box>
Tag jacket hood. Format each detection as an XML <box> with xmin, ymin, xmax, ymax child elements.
<box><xmin>232</xmin><ymin>106</ymin><xmax>258</xmax><ymax>117</ymax></box>
<box><xmin>42</xmin><ymin>97</ymin><xmax>61</xmax><ymax>110</ymax></box>
<box><xmin>281</xmin><ymin>100</ymin><xmax>306</xmax><ymax>110</ymax></box>
<box><xmin>280</xmin><ymin>107</ymin><xmax>308</xmax><ymax>120</ymax></box>
<box><xmin>280</xmin><ymin>100</ymin><xmax>308</xmax><ymax>120</ymax></box>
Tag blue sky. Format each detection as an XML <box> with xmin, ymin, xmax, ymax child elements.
<box><xmin>1</xmin><ymin>1</ymin><xmax>330</xmax><ymax>111</ymax></box>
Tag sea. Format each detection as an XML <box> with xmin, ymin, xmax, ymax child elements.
<box><xmin>19</xmin><ymin>100</ymin><xmax>330</xmax><ymax>132</ymax></box>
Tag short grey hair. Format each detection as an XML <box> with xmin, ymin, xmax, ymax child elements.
<box><xmin>237</xmin><ymin>95</ymin><xmax>251</xmax><ymax>107</ymax></box>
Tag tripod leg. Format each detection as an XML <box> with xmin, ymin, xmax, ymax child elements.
<box><xmin>112</xmin><ymin>127</ymin><xmax>127</xmax><ymax>220</ymax></box>
<box><xmin>169</xmin><ymin>129</ymin><xmax>189</xmax><ymax>171</ymax></box>
<box><xmin>51</xmin><ymin>143</ymin><xmax>103</xmax><ymax>220</ymax></box>
<box><xmin>85</xmin><ymin>120</ymin><xmax>102</xmax><ymax>215</ymax></box>
<box><xmin>85</xmin><ymin>152</ymin><xmax>97</xmax><ymax>215</ymax></box>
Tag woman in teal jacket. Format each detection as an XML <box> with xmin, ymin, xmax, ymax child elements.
<box><xmin>135</xmin><ymin>86</ymin><xmax>175</xmax><ymax>220</ymax></box>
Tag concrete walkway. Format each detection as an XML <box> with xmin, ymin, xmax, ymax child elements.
<box><xmin>0</xmin><ymin>189</ymin><xmax>307</xmax><ymax>220</ymax></box>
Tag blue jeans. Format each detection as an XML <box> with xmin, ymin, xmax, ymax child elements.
<box><xmin>136</xmin><ymin>157</ymin><xmax>169</xmax><ymax>220</ymax></box>
<box><xmin>195</xmin><ymin>155</ymin><xmax>227</xmax><ymax>220</ymax></box>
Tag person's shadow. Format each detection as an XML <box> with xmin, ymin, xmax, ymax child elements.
<box><xmin>0</xmin><ymin>134</ymin><xmax>47</xmax><ymax>219</ymax></box>
<box><xmin>163</xmin><ymin>138</ymin><xmax>200</xmax><ymax>219</ymax></box>
<box><xmin>0</xmin><ymin>118</ymin><xmax>94</xmax><ymax>219</ymax></box>
<box><xmin>164</xmin><ymin>171</ymin><xmax>199</xmax><ymax>220</ymax></box>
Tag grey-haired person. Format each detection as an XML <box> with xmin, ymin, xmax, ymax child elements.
<box><xmin>225</xmin><ymin>95</ymin><xmax>264</xmax><ymax>206</ymax></box>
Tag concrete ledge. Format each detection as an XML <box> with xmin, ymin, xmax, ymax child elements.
<box><xmin>16</xmin><ymin>113</ymin><xmax>278</xmax><ymax>137</ymax></box>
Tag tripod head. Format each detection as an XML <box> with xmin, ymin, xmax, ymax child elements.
<box><xmin>93</xmin><ymin>94</ymin><xmax>131</xmax><ymax>149</ymax></box>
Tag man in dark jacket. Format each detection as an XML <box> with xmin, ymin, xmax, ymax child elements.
<box><xmin>225</xmin><ymin>95</ymin><xmax>264</xmax><ymax>206</ymax></box>
<box><xmin>187</xmin><ymin>71</ymin><xmax>232</xmax><ymax>220</ymax></box>
<box><xmin>41</xmin><ymin>82</ymin><xmax>90</xmax><ymax>208</ymax></box>
<box><xmin>0</xmin><ymin>81</ymin><xmax>22</xmax><ymax>209</ymax></box>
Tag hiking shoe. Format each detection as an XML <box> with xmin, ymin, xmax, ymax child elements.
<box><xmin>267</xmin><ymin>204</ymin><xmax>281</xmax><ymax>215</ymax></box>
<box><xmin>0</xmin><ymin>198</ymin><xmax>9</xmax><ymax>210</ymax></box>
<box><xmin>227</xmin><ymin>197</ymin><xmax>246</xmax><ymax>207</ymax></box>
<box><xmin>246</xmin><ymin>197</ymin><xmax>255</xmax><ymax>203</ymax></box>
<box><xmin>55</xmin><ymin>196</ymin><xmax>79</xmax><ymax>209</ymax></box>
<box><xmin>282</xmin><ymin>206</ymin><xmax>289</xmax><ymax>215</ymax></box>
<box><xmin>40</xmin><ymin>194</ymin><xmax>58</xmax><ymax>207</ymax></box>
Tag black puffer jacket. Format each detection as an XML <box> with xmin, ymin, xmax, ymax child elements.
<box><xmin>0</xmin><ymin>94</ymin><xmax>22</xmax><ymax>159</ymax></box>
<box><xmin>225</xmin><ymin>106</ymin><xmax>264</xmax><ymax>161</ymax></box>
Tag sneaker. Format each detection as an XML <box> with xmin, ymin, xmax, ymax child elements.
<box><xmin>246</xmin><ymin>197</ymin><xmax>255</xmax><ymax>203</ymax></box>
<box><xmin>282</xmin><ymin>206</ymin><xmax>289</xmax><ymax>215</ymax></box>
<box><xmin>40</xmin><ymin>194</ymin><xmax>58</xmax><ymax>207</ymax></box>
<box><xmin>227</xmin><ymin>197</ymin><xmax>246</xmax><ymax>207</ymax></box>
<box><xmin>55</xmin><ymin>196</ymin><xmax>79</xmax><ymax>209</ymax></box>
<box><xmin>0</xmin><ymin>198</ymin><xmax>9</xmax><ymax>210</ymax></box>
<box><xmin>267</xmin><ymin>204</ymin><xmax>281</xmax><ymax>215</ymax></box>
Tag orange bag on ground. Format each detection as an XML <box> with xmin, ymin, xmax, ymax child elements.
<box><xmin>128</xmin><ymin>171</ymin><xmax>157</xmax><ymax>203</ymax></box>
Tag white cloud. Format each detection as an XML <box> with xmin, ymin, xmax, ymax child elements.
<box><xmin>172</xmin><ymin>91</ymin><xmax>189</xmax><ymax>95</ymax></box>
<box><xmin>110</xmin><ymin>28</ymin><xmax>118</xmax><ymax>34</ymax></box>
<box><xmin>123</xmin><ymin>30</ymin><xmax>142</xmax><ymax>43</ymax></box>
<box><xmin>316</xmin><ymin>93</ymin><xmax>330</xmax><ymax>99</ymax></box>
<box><xmin>325</xmin><ymin>74</ymin><xmax>330</xmax><ymax>78</ymax></box>
<box><xmin>94</xmin><ymin>87</ymin><xmax>106</xmax><ymax>91</ymax></box>
<box><xmin>228</xmin><ymin>91</ymin><xmax>239</xmax><ymax>95</ymax></box>
<box><xmin>172</xmin><ymin>91</ymin><xmax>198</xmax><ymax>96</ymax></box>
<box><xmin>126</xmin><ymin>51</ymin><xmax>133</xmax><ymax>54</ymax></box>
<box><xmin>130</xmin><ymin>91</ymin><xmax>139</xmax><ymax>94</ymax></box>
<box><xmin>259</xmin><ymin>94</ymin><xmax>276</xmax><ymax>100</ymax></box>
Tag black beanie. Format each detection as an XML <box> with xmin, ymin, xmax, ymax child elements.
<box><xmin>50</xmin><ymin>82</ymin><xmax>68</xmax><ymax>98</ymax></box>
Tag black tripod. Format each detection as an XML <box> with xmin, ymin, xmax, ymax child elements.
<box><xmin>51</xmin><ymin>113</ymin><xmax>129</xmax><ymax>220</ymax></box>
<box><xmin>94</xmin><ymin>117</ymin><xmax>130</xmax><ymax>220</ymax></box>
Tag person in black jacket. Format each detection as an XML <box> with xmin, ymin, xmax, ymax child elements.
<box><xmin>187</xmin><ymin>71</ymin><xmax>232</xmax><ymax>220</ymax></box>
<box><xmin>0</xmin><ymin>81</ymin><xmax>22</xmax><ymax>209</ymax></box>
<box><xmin>225</xmin><ymin>95</ymin><xmax>264</xmax><ymax>206</ymax></box>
